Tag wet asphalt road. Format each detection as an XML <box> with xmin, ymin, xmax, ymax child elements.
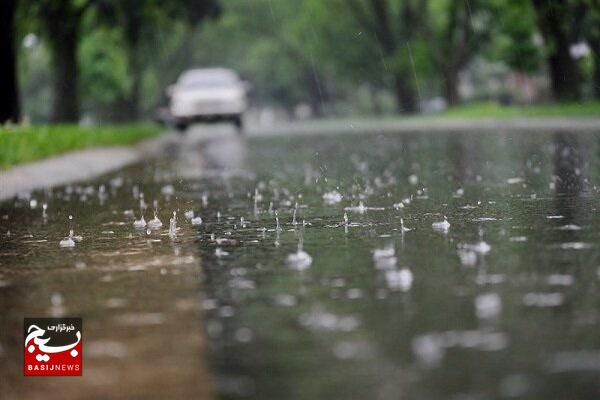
<box><xmin>1</xmin><ymin>123</ymin><xmax>600</xmax><ymax>399</ymax></box>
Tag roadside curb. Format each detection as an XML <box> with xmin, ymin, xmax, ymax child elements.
<box><xmin>0</xmin><ymin>132</ymin><xmax>174</xmax><ymax>201</ymax></box>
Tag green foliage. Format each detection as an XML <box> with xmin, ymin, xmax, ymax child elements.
<box><xmin>441</xmin><ymin>101</ymin><xmax>600</xmax><ymax>118</ymax></box>
<box><xmin>12</xmin><ymin>0</ymin><xmax>600</xmax><ymax>120</ymax></box>
<box><xmin>18</xmin><ymin>42</ymin><xmax>52</xmax><ymax>122</ymax></box>
<box><xmin>0</xmin><ymin>123</ymin><xmax>161</xmax><ymax>168</ymax></box>
<box><xmin>189</xmin><ymin>0</ymin><xmax>327</xmax><ymax>110</ymax></box>
<box><xmin>487</xmin><ymin>0</ymin><xmax>542</xmax><ymax>72</ymax></box>
<box><xmin>80</xmin><ymin>28</ymin><xmax>131</xmax><ymax>105</ymax></box>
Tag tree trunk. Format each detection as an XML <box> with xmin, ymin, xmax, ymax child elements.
<box><xmin>123</xmin><ymin>10</ymin><xmax>143</xmax><ymax>120</ymax></box>
<box><xmin>532</xmin><ymin>0</ymin><xmax>581</xmax><ymax>101</ymax></box>
<box><xmin>0</xmin><ymin>0</ymin><xmax>20</xmax><ymax>123</ymax></box>
<box><xmin>369</xmin><ymin>85</ymin><xmax>383</xmax><ymax>115</ymax></box>
<box><xmin>547</xmin><ymin>43</ymin><xmax>580</xmax><ymax>101</ymax></box>
<box><xmin>366</xmin><ymin>0</ymin><xmax>418</xmax><ymax>114</ymax></box>
<box><xmin>304</xmin><ymin>68</ymin><xmax>325</xmax><ymax>118</ymax></box>
<box><xmin>126</xmin><ymin>56</ymin><xmax>142</xmax><ymax>119</ymax></box>
<box><xmin>47</xmin><ymin>6</ymin><xmax>80</xmax><ymax>123</ymax></box>
<box><xmin>393</xmin><ymin>73</ymin><xmax>417</xmax><ymax>114</ymax></box>
<box><xmin>440</xmin><ymin>0</ymin><xmax>461</xmax><ymax>107</ymax></box>
<box><xmin>590</xmin><ymin>39</ymin><xmax>600</xmax><ymax>100</ymax></box>
<box><xmin>443</xmin><ymin>67</ymin><xmax>460</xmax><ymax>107</ymax></box>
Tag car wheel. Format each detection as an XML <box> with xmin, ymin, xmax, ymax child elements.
<box><xmin>233</xmin><ymin>116</ymin><xmax>243</xmax><ymax>134</ymax></box>
<box><xmin>175</xmin><ymin>122</ymin><xmax>188</xmax><ymax>133</ymax></box>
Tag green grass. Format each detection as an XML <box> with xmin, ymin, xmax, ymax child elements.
<box><xmin>440</xmin><ymin>101</ymin><xmax>600</xmax><ymax>118</ymax></box>
<box><xmin>0</xmin><ymin>123</ymin><xmax>162</xmax><ymax>168</ymax></box>
<box><xmin>312</xmin><ymin>101</ymin><xmax>600</xmax><ymax>128</ymax></box>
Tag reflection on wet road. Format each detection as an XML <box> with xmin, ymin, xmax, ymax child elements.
<box><xmin>2</xmin><ymin>125</ymin><xmax>600</xmax><ymax>399</ymax></box>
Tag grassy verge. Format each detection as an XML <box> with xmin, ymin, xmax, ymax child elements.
<box><xmin>311</xmin><ymin>101</ymin><xmax>600</xmax><ymax>128</ymax></box>
<box><xmin>440</xmin><ymin>101</ymin><xmax>600</xmax><ymax>118</ymax></box>
<box><xmin>0</xmin><ymin>123</ymin><xmax>162</xmax><ymax>169</ymax></box>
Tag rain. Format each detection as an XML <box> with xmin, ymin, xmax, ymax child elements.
<box><xmin>2</xmin><ymin>0</ymin><xmax>600</xmax><ymax>399</ymax></box>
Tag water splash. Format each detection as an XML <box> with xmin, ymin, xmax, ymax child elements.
<box><xmin>432</xmin><ymin>216</ymin><xmax>450</xmax><ymax>233</ymax></box>
<box><xmin>400</xmin><ymin>218</ymin><xmax>412</xmax><ymax>232</ymax></box>
<box><xmin>286</xmin><ymin>232</ymin><xmax>312</xmax><ymax>270</ymax></box>
<box><xmin>292</xmin><ymin>202</ymin><xmax>298</xmax><ymax>225</ymax></box>
<box><xmin>385</xmin><ymin>268</ymin><xmax>413</xmax><ymax>292</ymax></box>
<box><xmin>215</xmin><ymin>248</ymin><xmax>229</xmax><ymax>257</ymax></box>
<box><xmin>133</xmin><ymin>216</ymin><xmax>146</xmax><ymax>229</ymax></box>
<box><xmin>147</xmin><ymin>200</ymin><xmax>163</xmax><ymax>230</ymax></box>
<box><xmin>323</xmin><ymin>190</ymin><xmax>343</xmax><ymax>205</ymax></box>
<box><xmin>345</xmin><ymin>202</ymin><xmax>367</xmax><ymax>214</ymax></box>
<box><xmin>59</xmin><ymin>215</ymin><xmax>81</xmax><ymax>248</ymax></box>
<box><xmin>373</xmin><ymin>245</ymin><xmax>397</xmax><ymax>270</ymax></box>
<box><xmin>345</xmin><ymin>201</ymin><xmax>384</xmax><ymax>214</ymax></box>
<box><xmin>168</xmin><ymin>211</ymin><xmax>177</xmax><ymax>238</ymax></box>
<box><xmin>475</xmin><ymin>293</ymin><xmax>502</xmax><ymax>319</ymax></box>
<box><xmin>275</xmin><ymin>210</ymin><xmax>282</xmax><ymax>232</ymax></box>
<box><xmin>133</xmin><ymin>194</ymin><xmax>147</xmax><ymax>228</ymax></box>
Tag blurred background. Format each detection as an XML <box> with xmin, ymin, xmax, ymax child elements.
<box><xmin>1</xmin><ymin>0</ymin><xmax>600</xmax><ymax>126</ymax></box>
<box><xmin>3</xmin><ymin>2</ymin><xmax>600</xmax><ymax>399</ymax></box>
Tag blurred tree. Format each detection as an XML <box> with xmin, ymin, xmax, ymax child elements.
<box><xmin>95</xmin><ymin>0</ymin><xmax>220</xmax><ymax>120</ymax></box>
<box><xmin>531</xmin><ymin>0</ymin><xmax>581</xmax><ymax>100</ymax></box>
<box><xmin>347</xmin><ymin>0</ymin><xmax>420</xmax><ymax>113</ymax></box>
<box><xmin>79</xmin><ymin>27</ymin><xmax>132</xmax><ymax>119</ymax></box>
<box><xmin>190</xmin><ymin>0</ymin><xmax>332</xmax><ymax>116</ymax></box>
<box><xmin>424</xmin><ymin>0</ymin><xmax>492</xmax><ymax>106</ymax></box>
<box><xmin>18</xmin><ymin>0</ymin><xmax>219</xmax><ymax>123</ymax></box>
<box><xmin>0</xmin><ymin>0</ymin><xmax>20</xmax><ymax>123</ymax></box>
<box><xmin>297</xmin><ymin>0</ymin><xmax>421</xmax><ymax>114</ymax></box>
<box><xmin>21</xmin><ymin>0</ymin><xmax>96</xmax><ymax>122</ymax></box>
<box><xmin>303</xmin><ymin>0</ymin><xmax>492</xmax><ymax>109</ymax></box>
<box><xmin>582</xmin><ymin>0</ymin><xmax>600</xmax><ymax>98</ymax></box>
<box><xmin>487</xmin><ymin>0</ymin><xmax>541</xmax><ymax>74</ymax></box>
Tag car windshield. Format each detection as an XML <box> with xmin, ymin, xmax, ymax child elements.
<box><xmin>179</xmin><ymin>71</ymin><xmax>237</xmax><ymax>89</ymax></box>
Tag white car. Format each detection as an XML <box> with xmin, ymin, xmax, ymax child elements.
<box><xmin>168</xmin><ymin>68</ymin><xmax>248</xmax><ymax>132</ymax></box>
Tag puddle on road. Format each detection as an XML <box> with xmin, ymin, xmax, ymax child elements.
<box><xmin>1</xmin><ymin>130</ymin><xmax>600</xmax><ymax>399</ymax></box>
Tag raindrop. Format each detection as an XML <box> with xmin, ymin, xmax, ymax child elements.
<box><xmin>400</xmin><ymin>218</ymin><xmax>412</xmax><ymax>232</ymax></box>
<box><xmin>147</xmin><ymin>200</ymin><xmax>163</xmax><ymax>230</ymax></box>
<box><xmin>161</xmin><ymin>184</ymin><xmax>175</xmax><ymax>196</ymax></box>
<box><xmin>215</xmin><ymin>248</ymin><xmax>229</xmax><ymax>257</ymax></box>
<box><xmin>59</xmin><ymin>215</ymin><xmax>79</xmax><ymax>248</ymax></box>
<box><xmin>133</xmin><ymin>194</ymin><xmax>147</xmax><ymax>228</ymax></box>
<box><xmin>275</xmin><ymin>210</ymin><xmax>282</xmax><ymax>232</ymax></box>
<box><xmin>292</xmin><ymin>202</ymin><xmax>298</xmax><ymax>225</ymax></box>
<box><xmin>385</xmin><ymin>268</ymin><xmax>413</xmax><ymax>292</ymax></box>
<box><xmin>168</xmin><ymin>211</ymin><xmax>177</xmax><ymax>238</ymax></box>
<box><xmin>432</xmin><ymin>216</ymin><xmax>450</xmax><ymax>233</ymax></box>
<box><xmin>475</xmin><ymin>293</ymin><xmax>502</xmax><ymax>319</ymax></box>
<box><xmin>323</xmin><ymin>190</ymin><xmax>343</xmax><ymax>205</ymax></box>
<box><xmin>287</xmin><ymin>233</ymin><xmax>312</xmax><ymax>270</ymax></box>
<box><xmin>133</xmin><ymin>216</ymin><xmax>146</xmax><ymax>229</ymax></box>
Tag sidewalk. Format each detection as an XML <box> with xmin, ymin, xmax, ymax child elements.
<box><xmin>0</xmin><ymin>133</ymin><xmax>173</xmax><ymax>201</ymax></box>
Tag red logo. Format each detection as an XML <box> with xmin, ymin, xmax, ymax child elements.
<box><xmin>24</xmin><ymin>318</ymin><xmax>82</xmax><ymax>376</ymax></box>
